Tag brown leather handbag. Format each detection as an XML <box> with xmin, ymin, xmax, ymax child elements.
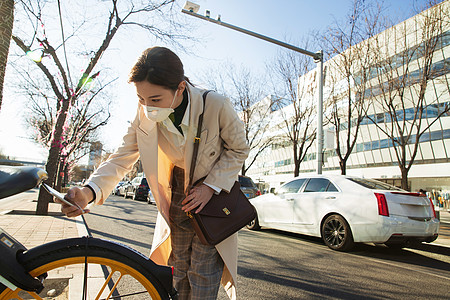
<box><xmin>186</xmin><ymin>91</ymin><xmax>256</xmax><ymax>245</ymax></box>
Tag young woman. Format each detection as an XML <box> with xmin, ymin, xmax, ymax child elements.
<box><xmin>60</xmin><ymin>47</ymin><xmax>249</xmax><ymax>300</ymax></box>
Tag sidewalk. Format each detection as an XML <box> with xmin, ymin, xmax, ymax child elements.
<box><xmin>435</xmin><ymin>209</ymin><xmax>450</xmax><ymax>248</ymax></box>
<box><xmin>0</xmin><ymin>189</ymin><xmax>108</xmax><ymax>299</ymax></box>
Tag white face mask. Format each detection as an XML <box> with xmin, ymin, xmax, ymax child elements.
<box><xmin>143</xmin><ymin>90</ymin><xmax>177</xmax><ymax>122</ymax></box>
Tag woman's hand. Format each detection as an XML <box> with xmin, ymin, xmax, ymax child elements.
<box><xmin>182</xmin><ymin>184</ymin><xmax>214</xmax><ymax>213</ymax></box>
<box><xmin>57</xmin><ymin>186</ymin><xmax>93</xmax><ymax>217</ymax></box>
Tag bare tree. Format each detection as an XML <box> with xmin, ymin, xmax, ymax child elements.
<box><xmin>11</xmin><ymin>0</ymin><xmax>190</xmax><ymax>214</ymax></box>
<box><xmin>24</xmin><ymin>71</ymin><xmax>113</xmax><ymax>190</ymax></box>
<box><xmin>320</xmin><ymin>0</ymin><xmax>384</xmax><ymax>174</ymax></box>
<box><xmin>269</xmin><ymin>46</ymin><xmax>317</xmax><ymax>177</ymax></box>
<box><xmin>0</xmin><ymin>0</ymin><xmax>14</xmax><ymax>111</ymax></box>
<box><xmin>201</xmin><ymin>64</ymin><xmax>273</xmax><ymax>175</ymax></box>
<box><xmin>367</xmin><ymin>0</ymin><xmax>449</xmax><ymax>190</ymax></box>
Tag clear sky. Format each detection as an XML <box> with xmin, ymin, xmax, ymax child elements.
<box><xmin>0</xmin><ymin>0</ymin><xmax>431</xmax><ymax>162</ymax></box>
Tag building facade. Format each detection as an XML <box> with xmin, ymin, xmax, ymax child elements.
<box><xmin>246</xmin><ymin>1</ymin><xmax>450</xmax><ymax>202</ymax></box>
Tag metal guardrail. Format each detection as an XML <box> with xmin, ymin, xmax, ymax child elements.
<box><xmin>0</xmin><ymin>159</ymin><xmax>45</xmax><ymax>167</ymax></box>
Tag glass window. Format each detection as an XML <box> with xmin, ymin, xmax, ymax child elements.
<box><xmin>347</xmin><ymin>178</ymin><xmax>402</xmax><ymax>190</ymax></box>
<box><xmin>327</xmin><ymin>183</ymin><xmax>339</xmax><ymax>192</ymax></box>
<box><xmin>419</xmin><ymin>132</ymin><xmax>430</xmax><ymax>142</ymax></box>
<box><xmin>388</xmin><ymin>139</ymin><xmax>394</xmax><ymax>147</ymax></box>
<box><xmin>361</xmin><ymin>116</ymin><xmax>369</xmax><ymax>125</ymax></box>
<box><xmin>441</xmin><ymin>31</ymin><xmax>450</xmax><ymax>47</ymax></box>
<box><xmin>427</xmin><ymin>104</ymin><xmax>439</xmax><ymax>118</ymax></box>
<box><xmin>443</xmin><ymin>129</ymin><xmax>450</xmax><ymax>139</ymax></box>
<box><xmin>386</xmin><ymin>113</ymin><xmax>392</xmax><ymax>123</ymax></box>
<box><xmin>432</xmin><ymin>60</ymin><xmax>445</xmax><ymax>77</ymax></box>
<box><xmin>430</xmin><ymin>130</ymin><xmax>443</xmax><ymax>141</ymax></box>
<box><xmin>304</xmin><ymin>178</ymin><xmax>331</xmax><ymax>193</ymax></box>
<box><xmin>278</xmin><ymin>179</ymin><xmax>307</xmax><ymax>194</ymax></box>
<box><xmin>396</xmin><ymin>110</ymin><xmax>405</xmax><ymax>121</ymax></box>
<box><xmin>380</xmin><ymin>139</ymin><xmax>389</xmax><ymax>149</ymax></box>
<box><xmin>372</xmin><ymin>140</ymin><xmax>380</xmax><ymax>150</ymax></box>
<box><xmin>404</xmin><ymin>108</ymin><xmax>416</xmax><ymax>121</ymax></box>
<box><xmin>408</xmin><ymin>134</ymin><xmax>417</xmax><ymax>144</ymax></box>
<box><xmin>376</xmin><ymin>113</ymin><xmax>384</xmax><ymax>123</ymax></box>
<box><xmin>408</xmin><ymin>69</ymin><xmax>421</xmax><ymax>85</ymax></box>
<box><xmin>239</xmin><ymin>176</ymin><xmax>257</xmax><ymax>188</ymax></box>
<box><xmin>439</xmin><ymin>102</ymin><xmax>450</xmax><ymax>117</ymax></box>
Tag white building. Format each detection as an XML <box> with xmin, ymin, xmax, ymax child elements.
<box><xmin>246</xmin><ymin>1</ymin><xmax>450</xmax><ymax>198</ymax></box>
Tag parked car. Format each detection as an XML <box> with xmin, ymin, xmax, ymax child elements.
<box><xmin>112</xmin><ymin>181</ymin><xmax>126</xmax><ymax>196</ymax></box>
<box><xmin>239</xmin><ymin>175</ymin><xmax>261</xmax><ymax>199</ymax></box>
<box><xmin>247</xmin><ymin>174</ymin><xmax>439</xmax><ymax>251</ymax></box>
<box><xmin>147</xmin><ymin>189</ymin><xmax>156</xmax><ymax>205</ymax></box>
<box><xmin>117</xmin><ymin>181</ymin><xmax>131</xmax><ymax>196</ymax></box>
<box><xmin>124</xmin><ymin>176</ymin><xmax>150</xmax><ymax>201</ymax></box>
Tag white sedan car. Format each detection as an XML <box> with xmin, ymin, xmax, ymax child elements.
<box><xmin>247</xmin><ymin>175</ymin><xmax>439</xmax><ymax>251</ymax></box>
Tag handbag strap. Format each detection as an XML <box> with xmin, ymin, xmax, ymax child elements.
<box><xmin>188</xmin><ymin>90</ymin><xmax>212</xmax><ymax>190</ymax></box>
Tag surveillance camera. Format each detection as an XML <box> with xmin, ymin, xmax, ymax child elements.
<box><xmin>183</xmin><ymin>1</ymin><xmax>200</xmax><ymax>13</ymax></box>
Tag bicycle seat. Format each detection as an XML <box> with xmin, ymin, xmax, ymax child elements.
<box><xmin>0</xmin><ymin>166</ymin><xmax>48</xmax><ymax>199</ymax></box>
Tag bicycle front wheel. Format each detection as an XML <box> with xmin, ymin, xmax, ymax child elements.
<box><xmin>0</xmin><ymin>237</ymin><xmax>175</xmax><ymax>300</ymax></box>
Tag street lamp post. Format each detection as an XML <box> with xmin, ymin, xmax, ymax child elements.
<box><xmin>182</xmin><ymin>4</ymin><xmax>324</xmax><ymax>174</ymax></box>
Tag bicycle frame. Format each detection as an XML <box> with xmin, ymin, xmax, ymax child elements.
<box><xmin>0</xmin><ymin>227</ymin><xmax>46</xmax><ymax>293</ymax></box>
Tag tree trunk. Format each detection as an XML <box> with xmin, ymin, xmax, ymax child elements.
<box><xmin>36</xmin><ymin>144</ymin><xmax>61</xmax><ymax>215</ymax></box>
<box><xmin>55</xmin><ymin>160</ymin><xmax>63</xmax><ymax>191</ymax></box>
<box><xmin>63</xmin><ymin>163</ymin><xmax>68</xmax><ymax>188</ymax></box>
<box><xmin>0</xmin><ymin>0</ymin><xmax>14</xmax><ymax>111</ymax></box>
<box><xmin>36</xmin><ymin>100</ymin><xmax>70</xmax><ymax>215</ymax></box>
<box><xmin>339</xmin><ymin>160</ymin><xmax>347</xmax><ymax>175</ymax></box>
<box><xmin>400</xmin><ymin>167</ymin><xmax>409</xmax><ymax>191</ymax></box>
<box><xmin>294</xmin><ymin>162</ymin><xmax>300</xmax><ymax>177</ymax></box>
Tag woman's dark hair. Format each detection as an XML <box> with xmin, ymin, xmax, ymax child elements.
<box><xmin>128</xmin><ymin>47</ymin><xmax>190</xmax><ymax>91</ymax></box>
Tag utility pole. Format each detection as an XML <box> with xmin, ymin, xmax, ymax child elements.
<box><xmin>182</xmin><ymin>4</ymin><xmax>324</xmax><ymax>174</ymax></box>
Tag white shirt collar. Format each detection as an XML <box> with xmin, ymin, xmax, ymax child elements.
<box><xmin>160</xmin><ymin>89</ymin><xmax>190</xmax><ymax>139</ymax></box>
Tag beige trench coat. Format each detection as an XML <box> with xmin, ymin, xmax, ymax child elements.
<box><xmin>86</xmin><ymin>83</ymin><xmax>249</xmax><ymax>299</ymax></box>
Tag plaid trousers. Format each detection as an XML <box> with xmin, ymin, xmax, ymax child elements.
<box><xmin>168</xmin><ymin>167</ymin><xmax>224</xmax><ymax>300</ymax></box>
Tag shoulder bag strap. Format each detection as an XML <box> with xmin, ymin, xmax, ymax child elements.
<box><xmin>188</xmin><ymin>90</ymin><xmax>212</xmax><ymax>190</ymax></box>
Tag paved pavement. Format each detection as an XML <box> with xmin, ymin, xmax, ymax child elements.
<box><xmin>0</xmin><ymin>189</ymin><xmax>108</xmax><ymax>299</ymax></box>
<box><xmin>0</xmin><ymin>189</ymin><xmax>449</xmax><ymax>298</ymax></box>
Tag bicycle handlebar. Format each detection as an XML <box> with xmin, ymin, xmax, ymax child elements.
<box><xmin>0</xmin><ymin>166</ymin><xmax>48</xmax><ymax>200</ymax></box>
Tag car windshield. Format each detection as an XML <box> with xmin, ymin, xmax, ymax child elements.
<box><xmin>239</xmin><ymin>176</ymin><xmax>256</xmax><ymax>188</ymax></box>
<box><xmin>348</xmin><ymin>178</ymin><xmax>402</xmax><ymax>190</ymax></box>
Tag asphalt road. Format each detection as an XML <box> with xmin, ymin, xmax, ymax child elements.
<box><xmin>84</xmin><ymin>195</ymin><xmax>450</xmax><ymax>300</ymax></box>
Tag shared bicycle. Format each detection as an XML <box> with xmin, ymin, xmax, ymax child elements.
<box><xmin>0</xmin><ymin>165</ymin><xmax>178</xmax><ymax>299</ymax></box>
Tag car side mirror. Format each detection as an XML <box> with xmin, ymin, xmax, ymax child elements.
<box><xmin>270</xmin><ymin>187</ymin><xmax>277</xmax><ymax>195</ymax></box>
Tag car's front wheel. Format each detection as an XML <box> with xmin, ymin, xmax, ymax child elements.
<box><xmin>247</xmin><ymin>215</ymin><xmax>261</xmax><ymax>230</ymax></box>
<box><xmin>321</xmin><ymin>214</ymin><xmax>354</xmax><ymax>251</ymax></box>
